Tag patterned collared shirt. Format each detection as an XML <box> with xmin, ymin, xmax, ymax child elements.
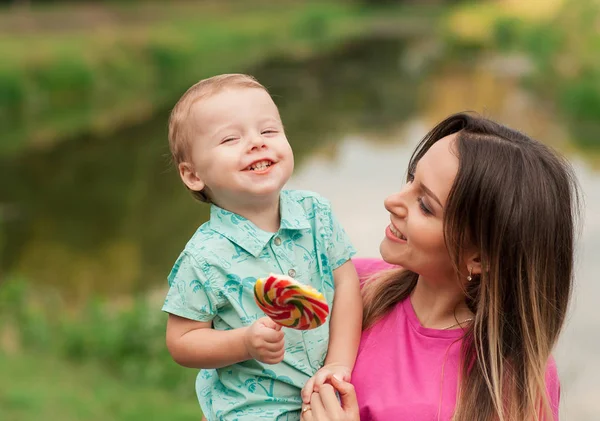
<box><xmin>162</xmin><ymin>190</ymin><xmax>356</xmax><ymax>421</ymax></box>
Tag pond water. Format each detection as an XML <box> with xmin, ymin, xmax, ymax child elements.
<box><xmin>1</xmin><ymin>36</ymin><xmax>598</xmax><ymax>419</ymax></box>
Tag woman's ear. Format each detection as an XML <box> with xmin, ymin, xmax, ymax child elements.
<box><xmin>179</xmin><ymin>162</ymin><xmax>205</xmax><ymax>192</ymax></box>
<box><xmin>464</xmin><ymin>251</ymin><xmax>482</xmax><ymax>278</ymax></box>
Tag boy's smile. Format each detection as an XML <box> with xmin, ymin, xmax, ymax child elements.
<box><xmin>244</xmin><ymin>159</ymin><xmax>274</xmax><ymax>173</ymax></box>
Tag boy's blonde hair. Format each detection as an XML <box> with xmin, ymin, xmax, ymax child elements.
<box><xmin>168</xmin><ymin>73</ymin><xmax>269</xmax><ymax>202</ymax></box>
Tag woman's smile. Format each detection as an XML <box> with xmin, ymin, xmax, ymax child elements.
<box><xmin>386</xmin><ymin>224</ymin><xmax>407</xmax><ymax>243</ymax></box>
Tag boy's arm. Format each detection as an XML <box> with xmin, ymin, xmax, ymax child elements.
<box><xmin>166</xmin><ymin>314</ymin><xmax>285</xmax><ymax>369</ymax></box>
<box><xmin>324</xmin><ymin>259</ymin><xmax>362</xmax><ymax>370</ymax></box>
<box><xmin>166</xmin><ymin>315</ymin><xmax>250</xmax><ymax>369</ymax></box>
<box><xmin>164</xmin><ymin>251</ymin><xmax>281</xmax><ymax>369</ymax></box>
<box><xmin>301</xmin><ymin>259</ymin><xmax>361</xmax><ymax>403</ymax></box>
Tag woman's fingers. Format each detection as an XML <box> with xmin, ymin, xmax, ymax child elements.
<box><xmin>304</xmin><ymin>377</ymin><xmax>360</xmax><ymax>421</ymax></box>
<box><xmin>301</xmin><ymin>404</ymin><xmax>314</xmax><ymax>421</ymax></box>
<box><xmin>302</xmin><ymin>377</ymin><xmax>316</xmax><ymax>404</ymax></box>
<box><xmin>309</xmin><ymin>391</ymin><xmax>327</xmax><ymax>420</ymax></box>
<box><xmin>318</xmin><ymin>384</ymin><xmax>342</xmax><ymax>413</ymax></box>
<box><xmin>331</xmin><ymin>375</ymin><xmax>359</xmax><ymax>415</ymax></box>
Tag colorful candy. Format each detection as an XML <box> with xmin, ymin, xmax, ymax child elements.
<box><xmin>254</xmin><ymin>274</ymin><xmax>329</xmax><ymax>330</ymax></box>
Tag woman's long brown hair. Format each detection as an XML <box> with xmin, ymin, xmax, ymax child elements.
<box><xmin>362</xmin><ymin>113</ymin><xmax>580</xmax><ymax>421</ymax></box>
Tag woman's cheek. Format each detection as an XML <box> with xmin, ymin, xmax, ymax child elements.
<box><xmin>414</xmin><ymin>222</ymin><xmax>445</xmax><ymax>252</ymax></box>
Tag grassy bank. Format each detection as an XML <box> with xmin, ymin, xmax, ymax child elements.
<box><xmin>0</xmin><ymin>352</ymin><xmax>201</xmax><ymax>421</ymax></box>
<box><xmin>0</xmin><ymin>279</ymin><xmax>192</xmax><ymax>397</ymax></box>
<box><xmin>0</xmin><ymin>279</ymin><xmax>203</xmax><ymax>421</ymax></box>
<box><xmin>445</xmin><ymin>0</ymin><xmax>600</xmax><ymax>149</ymax></box>
<box><xmin>0</xmin><ymin>278</ymin><xmax>201</xmax><ymax>418</ymax></box>
<box><xmin>0</xmin><ymin>1</ymin><xmax>424</xmax><ymax>156</ymax></box>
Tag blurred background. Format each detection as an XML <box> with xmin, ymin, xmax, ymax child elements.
<box><xmin>0</xmin><ymin>0</ymin><xmax>599</xmax><ymax>420</ymax></box>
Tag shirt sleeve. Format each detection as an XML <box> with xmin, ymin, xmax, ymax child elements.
<box><xmin>327</xmin><ymin>205</ymin><xmax>357</xmax><ymax>270</ymax></box>
<box><xmin>161</xmin><ymin>252</ymin><xmax>219</xmax><ymax>322</ymax></box>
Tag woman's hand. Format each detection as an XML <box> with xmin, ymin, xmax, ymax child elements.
<box><xmin>301</xmin><ymin>375</ymin><xmax>360</xmax><ymax>421</ymax></box>
<box><xmin>302</xmin><ymin>363</ymin><xmax>352</xmax><ymax>403</ymax></box>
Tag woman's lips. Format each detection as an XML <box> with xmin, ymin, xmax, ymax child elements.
<box><xmin>386</xmin><ymin>224</ymin><xmax>407</xmax><ymax>243</ymax></box>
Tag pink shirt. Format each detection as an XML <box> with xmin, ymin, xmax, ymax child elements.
<box><xmin>352</xmin><ymin>258</ymin><xmax>560</xmax><ymax>421</ymax></box>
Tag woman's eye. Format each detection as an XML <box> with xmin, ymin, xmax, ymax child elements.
<box><xmin>418</xmin><ymin>197</ymin><xmax>432</xmax><ymax>215</ymax></box>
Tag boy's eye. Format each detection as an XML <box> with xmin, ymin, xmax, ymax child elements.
<box><xmin>222</xmin><ymin>137</ymin><xmax>237</xmax><ymax>144</ymax></box>
<box><xmin>261</xmin><ymin>129</ymin><xmax>278</xmax><ymax>135</ymax></box>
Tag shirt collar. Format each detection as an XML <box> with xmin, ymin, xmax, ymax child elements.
<box><xmin>279</xmin><ymin>190</ymin><xmax>311</xmax><ymax>231</ymax></box>
<box><xmin>208</xmin><ymin>191</ymin><xmax>311</xmax><ymax>257</ymax></box>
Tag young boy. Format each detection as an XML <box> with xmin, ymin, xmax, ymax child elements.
<box><xmin>162</xmin><ymin>74</ymin><xmax>362</xmax><ymax>421</ymax></box>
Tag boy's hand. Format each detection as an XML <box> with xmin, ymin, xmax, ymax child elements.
<box><xmin>301</xmin><ymin>363</ymin><xmax>352</xmax><ymax>404</ymax></box>
<box><xmin>243</xmin><ymin>317</ymin><xmax>285</xmax><ymax>364</ymax></box>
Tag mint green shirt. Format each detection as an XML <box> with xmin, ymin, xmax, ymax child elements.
<box><xmin>162</xmin><ymin>190</ymin><xmax>356</xmax><ymax>421</ymax></box>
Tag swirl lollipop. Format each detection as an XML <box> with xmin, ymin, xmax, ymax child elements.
<box><xmin>253</xmin><ymin>274</ymin><xmax>329</xmax><ymax>330</ymax></box>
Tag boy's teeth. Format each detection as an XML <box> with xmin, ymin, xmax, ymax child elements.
<box><xmin>249</xmin><ymin>160</ymin><xmax>272</xmax><ymax>170</ymax></box>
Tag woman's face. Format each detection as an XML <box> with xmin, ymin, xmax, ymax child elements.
<box><xmin>380</xmin><ymin>134</ymin><xmax>459</xmax><ymax>281</ymax></box>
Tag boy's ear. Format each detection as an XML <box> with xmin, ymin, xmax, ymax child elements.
<box><xmin>179</xmin><ymin>162</ymin><xmax>205</xmax><ymax>192</ymax></box>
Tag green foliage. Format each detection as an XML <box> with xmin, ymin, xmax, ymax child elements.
<box><xmin>560</xmin><ymin>74</ymin><xmax>600</xmax><ymax>121</ymax></box>
<box><xmin>492</xmin><ymin>17</ymin><xmax>522</xmax><ymax>51</ymax></box>
<box><xmin>0</xmin><ymin>279</ymin><xmax>195</xmax><ymax>395</ymax></box>
<box><xmin>0</xmin><ymin>2</ymin><xmax>410</xmax><ymax>156</ymax></box>
<box><xmin>453</xmin><ymin>0</ymin><xmax>600</xmax><ymax>149</ymax></box>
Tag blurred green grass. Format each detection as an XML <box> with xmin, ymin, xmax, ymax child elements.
<box><xmin>0</xmin><ymin>279</ymin><xmax>193</xmax><ymax>392</ymax></box>
<box><xmin>0</xmin><ymin>279</ymin><xmax>200</xmax><ymax>420</ymax></box>
<box><xmin>0</xmin><ymin>351</ymin><xmax>201</xmax><ymax>421</ymax></box>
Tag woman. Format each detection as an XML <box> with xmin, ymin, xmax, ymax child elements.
<box><xmin>300</xmin><ymin>113</ymin><xmax>578</xmax><ymax>421</ymax></box>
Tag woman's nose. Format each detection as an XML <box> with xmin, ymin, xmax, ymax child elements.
<box><xmin>384</xmin><ymin>192</ymin><xmax>407</xmax><ymax>218</ymax></box>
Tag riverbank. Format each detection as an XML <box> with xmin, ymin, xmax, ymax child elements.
<box><xmin>0</xmin><ymin>1</ymin><xmax>439</xmax><ymax>156</ymax></box>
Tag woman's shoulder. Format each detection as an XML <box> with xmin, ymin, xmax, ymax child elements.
<box><xmin>352</xmin><ymin>257</ymin><xmax>397</xmax><ymax>282</ymax></box>
<box><xmin>545</xmin><ymin>355</ymin><xmax>561</xmax><ymax>419</ymax></box>
<box><xmin>546</xmin><ymin>356</ymin><xmax>559</xmax><ymax>381</ymax></box>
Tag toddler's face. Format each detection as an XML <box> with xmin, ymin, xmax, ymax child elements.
<box><xmin>183</xmin><ymin>87</ymin><xmax>294</xmax><ymax>208</ymax></box>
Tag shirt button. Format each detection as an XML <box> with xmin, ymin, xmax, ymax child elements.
<box><xmin>288</xmin><ymin>269</ymin><xmax>296</xmax><ymax>278</ymax></box>
<box><xmin>273</xmin><ymin>237</ymin><xmax>282</xmax><ymax>246</ymax></box>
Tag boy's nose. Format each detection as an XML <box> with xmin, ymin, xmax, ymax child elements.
<box><xmin>249</xmin><ymin>134</ymin><xmax>267</xmax><ymax>151</ymax></box>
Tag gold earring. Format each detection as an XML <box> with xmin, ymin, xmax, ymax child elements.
<box><xmin>467</xmin><ymin>267</ymin><xmax>473</xmax><ymax>282</ymax></box>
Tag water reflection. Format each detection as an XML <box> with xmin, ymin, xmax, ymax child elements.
<box><xmin>0</xmin><ymin>36</ymin><xmax>422</xmax><ymax>299</ymax></box>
